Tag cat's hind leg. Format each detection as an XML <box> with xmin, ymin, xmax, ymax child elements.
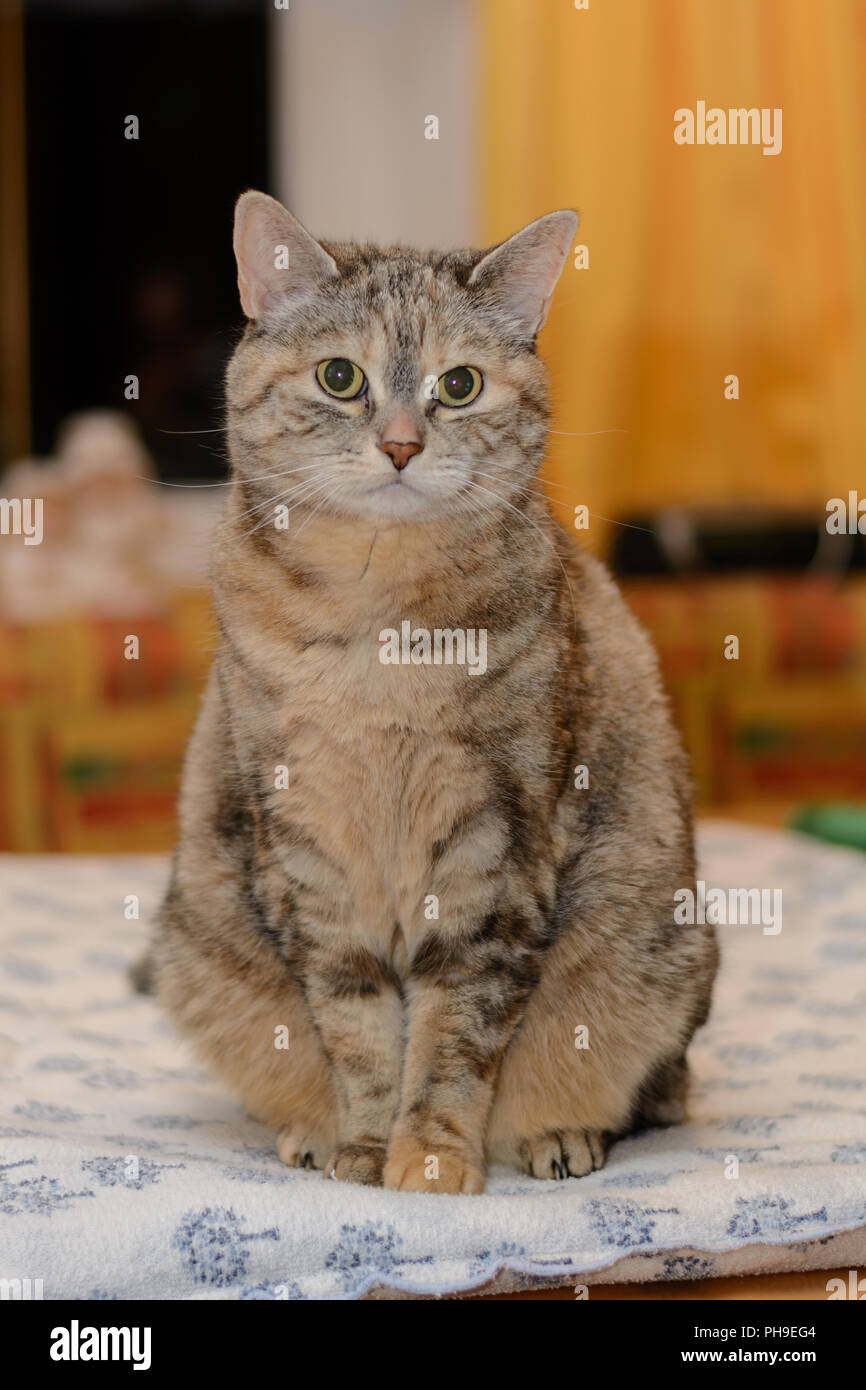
<box><xmin>630</xmin><ymin>1052</ymin><xmax>690</xmax><ymax>1128</ymax></box>
<box><xmin>485</xmin><ymin>937</ymin><xmax>674</xmax><ymax>1178</ymax></box>
<box><xmin>152</xmin><ymin>905</ymin><xmax>338</xmax><ymax>1168</ymax></box>
<box><xmin>513</xmin><ymin>1055</ymin><xmax>690</xmax><ymax>1180</ymax></box>
<box><xmin>518</xmin><ymin>1128</ymin><xmax>608</xmax><ymax>1180</ymax></box>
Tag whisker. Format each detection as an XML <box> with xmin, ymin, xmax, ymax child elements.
<box><xmin>290</xmin><ymin>480</ymin><xmax>345</xmax><ymax>543</ymax></box>
<box><xmin>136</xmin><ymin>452</ymin><xmax>348</xmax><ymax>490</ymax></box>
<box><xmin>532</xmin><ymin>475</ymin><xmax>581</xmax><ymax>494</ymax></box>
<box><xmin>547</xmin><ymin>428</ymin><xmax>630</xmax><ymax>439</ymax></box>
<box><xmin>476</xmin><ymin>469</ymin><xmax>656</xmax><ymax>536</ymax></box>
<box><xmin>240</xmin><ymin>472</ymin><xmax>343</xmax><ymax>541</ymax></box>
<box><xmin>583</xmin><ymin>512</ymin><xmax>656</xmax><ymax>535</ymax></box>
<box><xmin>232</xmin><ymin>466</ymin><xmax>338</xmax><ymax>524</ymax></box>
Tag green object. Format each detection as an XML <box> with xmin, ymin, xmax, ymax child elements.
<box><xmin>788</xmin><ymin>803</ymin><xmax>866</xmax><ymax>853</ymax></box>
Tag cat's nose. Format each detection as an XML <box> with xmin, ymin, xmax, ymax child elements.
<box><xmin>380</xmin><ymin>439</ymin><xmax>423</xmax><ymax>471</ymax></box>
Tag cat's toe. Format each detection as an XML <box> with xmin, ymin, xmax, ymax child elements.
<box><xmin>519</xmin><ymin>1128</ymin><xmax>607</xmax><ymax>1180</ymax></box>
<box><xmin>328</xmin><ymin>1142</ymin><xmax>386</xmax><ymax>1186</ymax></box>
<box><xmin>276</xmin><ymin>1125</ymin><xmax>332</xmax><ymax>1172</ymax></box>
<box><xmin>383</xmin><ymin>1137</ymin><xmax>484</xmax><ymax>1194</ymax></box>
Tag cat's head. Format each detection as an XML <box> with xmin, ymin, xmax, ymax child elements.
<box><xmin>227</xmin><ymin>191</ymin><xmax>576</xmax><ymax>527</ymax></box>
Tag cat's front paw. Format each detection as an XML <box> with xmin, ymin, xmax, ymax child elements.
<box><xmin>328</xmin><ymin>1142</ymin><xmax>386</xmax><ymax>1186</ymax></box>
<box><xmin>277</xmin><ymin>1125</ymin><xmax>333</xmax><ymax>1172</ymax></box>
<box><xmin>518</xmin><ymin>1128</ymin><xmax>607</xmax><ymax>1180</ymax></box>
<box><xmin>383</xmin><ymin>1137</ymin><xmax>484</xmax><ymax>1194</ymax></box>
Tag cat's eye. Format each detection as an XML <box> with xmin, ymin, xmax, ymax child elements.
<box><xmin>316</xmin><ymin>358</ymin><xmax>366</xmax><ymax>400</ymax></box>
<box><xmin>436</xmin><ymin>365</ymin><xmax>483</xmax><ymax>408</ymax></box>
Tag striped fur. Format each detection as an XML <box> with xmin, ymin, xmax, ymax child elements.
<box><xmin>145</xmin><ymin>194</ymin><xmax>718</xmax><ymax>1193</ymax></box>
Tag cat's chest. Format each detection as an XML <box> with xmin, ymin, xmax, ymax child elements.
<box><xmin>279</xmin><ymin>712</ymin><xmax>486</xmax><ymax>847</ymax></box>
<box><xmin>283</xmin><ymin>622</ymin><xmax>484</xmax><ymax>730</ymax></box>
<box><xmin>271</xmin><ymin>709</ymin><xmax>493</xmax><ymax>952</ymax></box>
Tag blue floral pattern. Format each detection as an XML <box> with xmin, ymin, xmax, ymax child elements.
<box><xmin>172</xmin><ymin>1207</ymin><xmax>279</xmax><ymax>1286</ymax></box>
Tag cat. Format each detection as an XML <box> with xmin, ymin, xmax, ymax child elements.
<box><xmin>140</xmin><ymin>191</ymin><xmax>718</xmax><ymax>1194</ymax></box>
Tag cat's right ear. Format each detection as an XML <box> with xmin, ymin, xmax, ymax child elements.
<box><xmin>233</xmin><ymin>191</ymin><xmax>338</xmax><ymax>320</ymax></box>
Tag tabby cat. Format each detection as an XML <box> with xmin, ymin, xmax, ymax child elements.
<box><xmin>142</xmin><ymin>191</ymin><xmax>718</xmax><ymax>1193</ymax></box>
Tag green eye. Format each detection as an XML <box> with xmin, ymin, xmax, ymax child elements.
<box><xmin>316</xmin><ymin>358</ymin><xmax>366</xmax><ymax>400</ymax></box>
<box><xmin>437</xmin><ymin>365</ymin><xmax>483</xmax><ymax>407</ymax></box>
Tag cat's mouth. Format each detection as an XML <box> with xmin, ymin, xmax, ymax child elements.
<box><xmin>370</xmin><ymin>476</ymin><xmax>421</xmax><ymax>497</ymax></box>
<box><xmin>361</xmin><ymin>473</ymin><xmax>441</xmax><ymax>521</ymax></box>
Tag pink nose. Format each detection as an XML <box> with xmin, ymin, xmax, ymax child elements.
<box><xmin>381</xmin><ymin>439</ymin><xmax>422</xmax><ymax>471</ymax></box>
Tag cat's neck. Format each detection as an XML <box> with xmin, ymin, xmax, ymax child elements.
<box><xmin>212</xmin><ymin>480</ymin><xmax>569</xmax><ymax>671</ymax></box>
<box><xmin>220</xmin><ymin>480</ymin><xmax>557</xmax><ymax>610</ymax></box>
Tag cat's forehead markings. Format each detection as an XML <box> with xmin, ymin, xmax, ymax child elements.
<box><xmin>294</xmin><ymin>248</ymin><xmax>474</xmax><ymax>391</ymax></box>
<box><xmin>389</xmin><ymin>309</ymin><xmax>423</xmax><ymax>401</ymax></box>
<box><xmin>336</xmin><ymin>261</ymin><xmax>431</xmax><ymax>401</ymax></box>
<box><xmin>389</xmin><ymin>354</ymin><xmax>418</xmax><ymax>403</ymax></box>
<box><xmin>346</xmin><ymin>319</ymin><xmax>420</xmax><ymax>404</ymax></box>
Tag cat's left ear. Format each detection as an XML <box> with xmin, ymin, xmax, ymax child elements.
<box><xmin>468</xmin><ymin>210</ymin><xmax>578</xmax><ymax>339</ymax></box>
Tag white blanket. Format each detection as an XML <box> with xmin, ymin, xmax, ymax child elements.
<box><xmin>1</xmin><ymin>823</ymin><xmax>864</xmax><ymax>1299</ymax></box>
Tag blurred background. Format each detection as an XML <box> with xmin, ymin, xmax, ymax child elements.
<box><xmin>0</xmin><ymin>0</ymin><xmax>864</xmax><ymax>852</ymax></box>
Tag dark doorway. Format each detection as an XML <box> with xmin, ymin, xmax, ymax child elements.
<box><xmin>24</xmin><ymin>0</ymin><xmax>270</xmax><ymax>479</ymax></box>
